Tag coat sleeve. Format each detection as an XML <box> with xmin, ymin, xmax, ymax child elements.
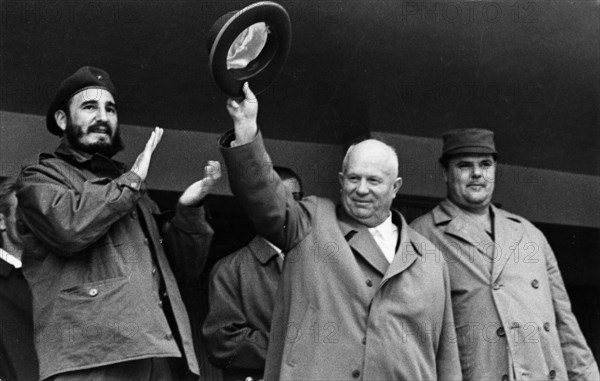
<box><xmin>218</xmin><ymin>130</ymin><xmax>312</xmax><ymax>251</ymax></box>
<box><xmin>16</xmin><ymin>161</ymin><xmax>142</xmax><ymax>255</ymax></box>
<box><xmin>543</xmin><ymin>234</ymin><xmax>600</xmax><ymax>380</ymax></box>
<box><xmin>161</xmin><ymin>202</ymin><xmax>214</xmax><ymax>296</ymax></box>
<box><xmin>436</xmin><ymin>261</ymin><xmax>462</xmax><ymax>381</ymax></box>
<box><xmin>202</xmin><ymin>258</ymin><xmax>269</xmax><ymax>371</ymax></box>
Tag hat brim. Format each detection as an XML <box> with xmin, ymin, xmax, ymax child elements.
<box><xmin>208</xmin><ymin>2</ymin><xmax>291</xmax><ymax>97</ymax></box>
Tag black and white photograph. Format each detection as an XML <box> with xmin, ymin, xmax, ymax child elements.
<box><xmin>1</xmin><ymin>1</ymin><xmax>598</xmax><ymax>380</ymax></box>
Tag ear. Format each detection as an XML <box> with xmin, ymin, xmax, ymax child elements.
<box><xmin>55</xmin><ymin>110</ymin><xmax>68</xmax><ymax>132</ymax></box>
<box><xmin>0</xmin><ymin>213</ymin><xmax>6</xmax><ymax>231</ymax></box>
<box><xmin>338</xmin><ymin>172</ymin><xmax>344</xmax><ymax>188</ymax></box>
<box><xmin>442</xmin><ymin>167</ymin><xmax>449</xmax><ymax>183</ymax></box>
<box><xmin>392</xmin><ymin>177</ymin><xmax>403</xmax><ymax>198</ymax></box>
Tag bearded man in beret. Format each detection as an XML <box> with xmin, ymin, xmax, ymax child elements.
<box><xmin>411</xmin><ymin>129</ymin><xmax>599</xmax><ymax>381</ymax></box>
<box><xmin>16</xmin><ymin>66</ymin><xmax>219</xmax><ymax>380</ymax></box>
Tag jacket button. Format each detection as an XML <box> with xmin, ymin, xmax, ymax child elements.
<box><xmin>492</xmin><ymin>283</ymin><xmax>502</xmax><ymax>290</ymax></box>
<box><xmin>165</xmin><ymin>333</ymin><xmax>173</xmax><ymax>340</ymax></box>
<box><xmin>496</xmin><ymin>327</ymin><xmax>506</xmax><ymax>337</ymax></box>
<box><xmin>159</xmin><ymin>238</ymin><xmax>164</xmax><ymax>245</ymax></box>
<box><xmin>152</xmin><ymin>267</ymin><xmax>157</xmax><ymax>275</ymax></box>
<box><xmin>143</xmin><ymin>238</ymin><xmax>149</xmax><ymax>245</ymax></box>
<box><xmin>88</xmin><ymin>288</ymin><xmax>98</xmax><ymax>297</ymax></box>
<box><xmin>531</xmin><ymin>279</ymin><xmax>539</xmax><ymax>289</ymax></box>
<box><xmin>131</xmin><ymin>211</ymin><xmax>137</xmax><ymax>219</ymax></box>
<box><xmin>549</xmin><ymin>369</ymin><xmax>556</xmax><ymax>379</ymax></box>
<box><xmin>365</xmin><ymin>279</ymin><xmax>373</xmax><ymax>287</ymax></box>
<box><xmin>361</xmin><ymin>337</ymin><xmax>366</xmax><ymax>345</ymax></box>
<box><xmin>501</xmin><ymin>374</ymin><xmax>508</xmax><ymax>381</ymax></box>
<box><xmin>352</xmin><ymin>369</ymin><xmax>360</xmax><ymax>378</ymax></box>
<box><xmin>158</xmin><ymin>300</ymin><xmax>163</xmax><ymax>308</ymax></box>
<box><xmin>543</xmin><ymin>322</ymin><xmax>551</xmax><ymax>332</ymax></box>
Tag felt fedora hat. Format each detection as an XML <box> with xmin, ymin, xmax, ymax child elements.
<box><xmin>207</xmin><ymin>1</ymin><xmax>291</xmax><ymax>96</ymax></box>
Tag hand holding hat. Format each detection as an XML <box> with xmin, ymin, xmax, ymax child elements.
<box><xmin>207</xmin><ymin>1</ymin><xmax>291</xmax><ymax>97</ymax></box>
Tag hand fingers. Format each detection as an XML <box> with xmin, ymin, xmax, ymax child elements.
<box><xmin>227</xmin><ymin>98</ymin><xmax>239</xmax><ymax>109</ymax></box>
<box><xmin>207</xmin><ymin>160</ymin><xmax>221</xmax><ymax>180</ymax></box>
<box><xmin>242</xmin><ymin>82</ymin><xmax>256</xmax><ymax>102</ymax></box>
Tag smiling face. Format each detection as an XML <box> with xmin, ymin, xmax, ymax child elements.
<box><xmin>55</xmin><ymin>88</ymin><xmax>124</xmax><ymax>157</ymax></box>
<box><xmin>339</xmin><ymin>140</ymin><xmax>402</xmax><ymax>227</ymax></box>
<box><xmin>444</xmin><ymin>154</ymin><xmax>496</xmax><ymax>213</ymax></box>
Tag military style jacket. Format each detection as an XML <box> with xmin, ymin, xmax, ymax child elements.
<box><xmin>17</xmin><ymin>141</ymin><xmax>212</xmax><ymax>380</ymax></box>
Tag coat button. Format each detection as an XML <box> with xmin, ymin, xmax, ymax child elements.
<box><xmin>492</xmin><ymin>283</ymin><xmax>502</xmax><ymax>290</ymax></box>
<box><xmin>501</xmin><ymin>374</ymin><xmax>508</xmax><ymax>381</ymax></box>
<box><xmin>351</xmin><ymin>369</ymin><xmax>360</xmax><ymax>378</ymax></box>
<box><xmin>131</xmin><ymin>211</ymin><xmax>137</xmax><ymax>219</ymax></box>
<box><xmin>361</xmin><ymin>337</ymin><xmax>366</xmax><ymax>345</ymax></box>
<box><xmin>152</xmin><ymin>267</ymin><xmax>157</xmax><ymax>275</ymax></box>
<box><xmin>165</xmin><ymin>333</ymin><xmax>173</xmax><ymax>340</ymax></box>
<box><xmin>531</xmin><ymin>279</ymin><xmax>539</xmax><ymax>289</ymax></box>
<box><xmin>549</xmin><ymin>369</ymin><xmax>556</xmax><ymax>379</ymax></box>
<box><xmin>496</xmin><ymin>327</ymin><xmax>506</xmax><ymax>337</ymax></box>
<box><xmin>543</xmin><ymin>322</ymin><xmax>551</xmax><ymax>332</ymax></box>
<box><xmin>158</xmin><ymin>300</ymin><xmax>163</xmax><ymax>308</ymax></box>
<box><xmin>365</xmin><ymin>279</ymin><xmax>373</xmax><ymax>287</ymax></box>
<box><xmin>88</xmin><ymin>288</ymin><xmax>99</xmax><ymax>297</ymax></box>
<box><xmin>143</xmin><ymin>238</ymin><xmax>149</xmax><ymax>245</ymax></box>
<box><xmin>159</xmin><ymin>238</ymin><xmax>164</xmax><ymax>245</ymax></box>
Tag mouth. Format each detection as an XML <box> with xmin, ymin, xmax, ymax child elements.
<box><xmin>467</xmin><ymin>183</ymin><xmax>486</xmax><ymax>190</ymax></box>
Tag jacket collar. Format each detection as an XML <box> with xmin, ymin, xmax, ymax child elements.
<box><xmin>337</xmin><ymin>207</ymin><xmax>420</xmax><ymax>280</ymax></box>
<box><xmin>53</xmin><ymin>140</ymin><xmax>126</xmax><ymax>174</ymax></box>
<box><xmin>248</xmin><ymin>236</ymin><xmax>280</xmax><ymax>265</ymax></box>
<box><xmin>433</xmin><ymin>199</ymin><xmax>524</xmax><ymax>281</ymax></box>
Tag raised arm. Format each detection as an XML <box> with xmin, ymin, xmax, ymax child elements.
<box><xmin>218</xmin><ymin>84</ymin><xmax>312</xmax><ymax>251</ymax></box>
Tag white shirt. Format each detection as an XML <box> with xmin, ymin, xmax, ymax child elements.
<box><xmin>368</xmin><ymin>213</ymin><xmax>398</xmax><ymax>263</ymax></box>
<box><xmin>264</xmin><ymin>238</ymin><xmax>285</xmax><ymax>270</ymax></box>
<box><xmin>0</xmin><ymin>247</ymin><xmax>22</xmax><ymax>269</ymax></box>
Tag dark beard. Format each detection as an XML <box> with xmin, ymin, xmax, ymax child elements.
<box><xmin>65</xmin><ymin>120</ymin><xmax>125</xmax><ymax>158</ymax></box>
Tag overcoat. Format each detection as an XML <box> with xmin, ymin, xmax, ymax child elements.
<box><xmin>411</xmin><ymin>199</ymin><xmax>599</xmax><ymax>381</ymax></box>
<box><xmin>219</xmin><ymin>131</ymin><xmax>461</xmax><ymax>381</ymax></box>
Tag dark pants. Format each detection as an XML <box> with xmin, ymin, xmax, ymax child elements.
<box><xmin>47</xmin><ymin>358</ymin><xmax>173</xmax><ymax>381</ymax></box>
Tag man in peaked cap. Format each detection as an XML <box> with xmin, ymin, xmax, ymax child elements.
<box><xmin>16</xmin><ymin>66</ymin><xmax>220</xmax><ymax>380</ymax></box>
<box><xmin>411</xmin><ymin>128</ymin><xmax>599</xmax><ymax>381</ymax></box>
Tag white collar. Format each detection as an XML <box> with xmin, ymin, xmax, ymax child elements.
<box><xmin>368</xmin><ymin>213</ymin><xmax>397</xmax><ymax>238</ymax></box>
<box><xmin>0</xmin><ymin>247</ymin><xmax>22</xmax><ymax>269</ymax></box>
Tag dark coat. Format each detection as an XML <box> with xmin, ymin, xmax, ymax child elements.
<box><xmin>411</xmin><ymin>199</ymin><xmax>600</xmax><ymax>381</ymax></box>
<box><xmin>219</xmin><ymin>131</ymin><xmax>461</xmax><ymax>381</ymax></box>
<box><xmin>203</xmin><ymin>236</ymin><xmax>281</xmax><ymax>380</ymax></box>
<box><xmin>16</xmin><ymin>142</ymin><xmax>212</xmax><ymax>380</ymax></box>
<box><xmin>0</xmin><ymin>255</ymin><xmax>39</xmax><ymax>381</ymax></box>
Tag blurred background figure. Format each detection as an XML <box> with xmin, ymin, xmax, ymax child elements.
<box><xmin>203</xmin><ymin>166</ymin><xmax>303</xmax><ymax>381</ymax></box>
<box><xmin>0</xmin><ymin>176</ymin><xmax>39</xmax><ymax>381</ymax></box>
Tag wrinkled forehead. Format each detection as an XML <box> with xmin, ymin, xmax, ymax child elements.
<box><xmin>346</xmin><ymin>150</ymin><xmax>398</xmax><ymax>176</ymax></box>
<box><xmin>69</xmin><ymin>87</ymin><xmax>116</xmax><ymax>106</ymax></box>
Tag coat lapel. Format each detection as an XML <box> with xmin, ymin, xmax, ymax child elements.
<box><xmin>436</xmin><ymin>199</ymin><xmax>496</xmax><ymax>260</ymax></box>
<box><xmin>491</xmin><ymin>206</ymin><xmax>524</xmax><ymax>282</ymax></box>
<box><xmin>381</xmin><ymin>213</ymin><xmax>419</xmax><ymax>285</ymax></box>
<box><xmin>337</xmin><ymin>207</ymin><xmax>389</xmax><ymax>276</ymax></box>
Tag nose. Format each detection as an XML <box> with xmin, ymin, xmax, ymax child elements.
<box><xmin>96</xmin><ymin>107</ymin><xmax>108</xmax><ymax>122</ymax></box>
<box><xmin>471</xmin><ymin>164</ymin><xmax>483</xmax><ymax>178</ymax></box>
<box><xmin>356</xmin><ymin>179</ymin><xmax>369</xmax><ymax>195</ymax></box>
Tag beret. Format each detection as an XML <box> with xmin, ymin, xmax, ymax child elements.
<box><xmin>46</xmin><ymin>66</ymin><xmax>116</xmax><ymax>136</ymax></box>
